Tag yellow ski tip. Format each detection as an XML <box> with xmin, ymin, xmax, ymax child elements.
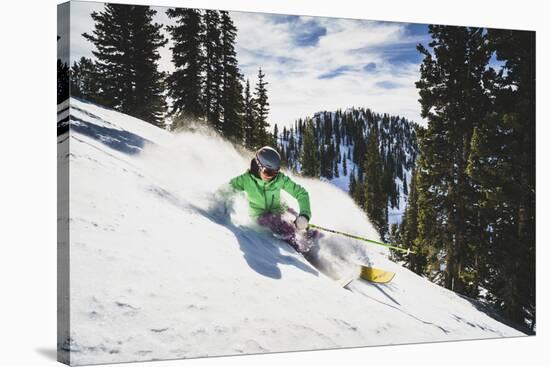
<box><xmin>359</xmin><ymin>266</ymin><xmax>395</xmax><ymax>283</ymax></box>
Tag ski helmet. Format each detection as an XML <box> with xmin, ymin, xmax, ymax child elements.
<box><xmin>255</xmin><ymin>146</ymin><xmax>281</xmax><ymax>173</ymax></box>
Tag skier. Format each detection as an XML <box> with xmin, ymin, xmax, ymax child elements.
<box><xmin>228</xmin><ymin>146</ymin><xmax>318</xmax><ymax>253</ymax></box>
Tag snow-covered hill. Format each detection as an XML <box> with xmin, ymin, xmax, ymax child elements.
<box><xmin>58</xmin><ymin>98</ymin><xmax>524</xmax><ymax>366</ymax></box>
<box><xmin>278</xmin><ymin>108</ymin><xmax>418</xmax><ymax>227</ymax></box>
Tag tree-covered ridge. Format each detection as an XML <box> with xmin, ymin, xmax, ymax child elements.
<box><xmin>276</xmin><ymin>107</ymin><xmax>420</xmax><ymax>236</ymax></box>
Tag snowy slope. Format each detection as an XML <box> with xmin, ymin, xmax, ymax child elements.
<box><xmin>58</xmin><ymin>98</ymin><xmax>524</xmax><ymax>366</ymax></box>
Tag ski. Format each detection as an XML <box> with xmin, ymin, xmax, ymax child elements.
<box><xmin>357</xmin><ymin>265</ymin><xmax>395</xmax><ymax>284</ymax></box>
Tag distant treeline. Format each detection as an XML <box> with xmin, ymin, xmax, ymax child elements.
<box><xmin>276</xmin><ymin>108</ymin><xmax>418</xmax><ymax>237</ymax></box>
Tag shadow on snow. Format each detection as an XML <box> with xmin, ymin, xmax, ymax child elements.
<box><xmin>146</xmin><ymin>184</ymin><xmax>319</xmax><ymax>280</ymax></box>
<box><xmin>68</xmin><ymin>103</ymin><xmax>152</xmax><ymax>155</ymax></box>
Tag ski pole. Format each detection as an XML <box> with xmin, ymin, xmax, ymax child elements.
<box><xmin>309</xmin><ymin>223</ymin><xmax>415</xmax><ymax>254</ymax></box>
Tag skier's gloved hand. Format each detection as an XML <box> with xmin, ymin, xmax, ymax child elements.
<box><xmin>295</xmin><ymin>215</ymin><xmax>309</xmax><ymax>231</ymax></box>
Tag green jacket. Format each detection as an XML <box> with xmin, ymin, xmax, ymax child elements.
<box><xmin>229</xmin><ymin>171</ymin><xmax>311</xmax><ymax>219</ymax></box>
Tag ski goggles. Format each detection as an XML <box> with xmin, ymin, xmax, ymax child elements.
<box><xmin>261</xmin><ymin>167</ymin><xmax>279</xmax><ymax>178</ymax></box>
<box><xmin>255</xmin><ymin>157</ymin><xmax>279</xmax><ymax>177</ymax></box>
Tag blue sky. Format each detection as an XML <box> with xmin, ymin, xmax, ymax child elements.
<box><xmin>64</xmin><ymin>2</ymin><xmax>433</xmax><ymax>127</ymax></box>
<box><xmin>231</xmin><ymin>12</ymin><xmax>431</xmax><ymax>126</ymax></box>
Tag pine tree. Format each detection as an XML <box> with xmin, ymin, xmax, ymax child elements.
<box><xmin>166</xmin><ymin>8</ymin><xmax>204</xmax><ymax>127</ymax></box>
<box><xmin>288</xmin><ymin>130</ymin><xmax>295</xmax><ymax>166</ymax></box>
<box><xmin>364</xmin><ymin>131</ymin><xmax>386</xmax><ymax>235</ymax></box>
<box><xmin>57</xmin><ymin>59</ymin><xmax>70</xmax><ymax>104</ymax></box>
<box><xmin>83</xmin><ymin>4</ymin><xmax>168</xmax><ymax>126</ymax></box>
<box><xmin>388</xmin><ymin>223</ymin><xmax>400</xmax><ymax>256</ymax></box>
<box><xmin>57</xmin><ymin>35</ymin><xmax>69</xmax><ymax>104</ymax></box>
<box><xmin>342</xmin><ymin>153</ymin><xmax>348</xmax><ymax>176</ymax></box>
<box><xmin>319</xmin><ymin>144</ymin><xmax>327</xmax><ymax>178</ymax></box>
<box><xmin>300</xmin><ymin>121</ymin><xmax>319</xmax><ymax>177</ymax></box>
<box><xmin>243</xmin><ymin>79</ymin><xmax>257</xmax><ymax>149</ymax></box>
<box><xmin>328</xmin><ymin>143</ymin><xmax>335</xmax><ymax>179</ymax></box>
<box><xmin>254</xmin><ymin>68</ymin><xmax>270</xmax><ymax>146</ymax></box>
<box><xmin>273</xmin><ymin>123</ymin><xmax>279</xmax><ymax>148</ymax></box>
<box><xmin>348</xmin><ymin>169</ymin><xmax>356</xmax><ymax>195</ymax></box>
<box><xmin>203</xmin><ymin>10</ymin><xmax>223</xmax><ymax>131</ymax></box>
<box><xmin>401</xmin><ymin>168</ymin><xmax>426</xmax><ymax>273</ymax></box>
<box><xmin>70</xmin><ymin>57</ymin><xmax>99</xmax><ymax>101</ymax></box>
<box><xmin>466</xmin><ymin>29</ymin><xmax>536</xmax><ymax>329</ymax></box>
<box><xmin>415</xmin><ymin>25</ymin><xmax>492</xmax><ymax>294</ymax></box>
<box><xmin>219</xmin><ymin>11</ymin><xmax>244</xmax><ymax>142</ymax></box>
<box><xmin>353</xmin><ymin>174</ymin><xmax>365</xmax><ymax>209</ymax></box>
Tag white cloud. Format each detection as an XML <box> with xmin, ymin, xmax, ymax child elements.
<box><xmin>231</xmin><ymin>12</ymin><xmax>426</xmax><ymax>127</ymax></box>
